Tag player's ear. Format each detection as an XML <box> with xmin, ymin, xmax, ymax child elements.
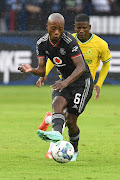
<box><xmin>89</xmin><ymin>24</ymin><xmax>91</xmax><ymax>30</ymax></box>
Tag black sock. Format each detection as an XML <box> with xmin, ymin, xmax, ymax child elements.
<box><xmin>52</xmin><ymin>113</ymin><xmax>65</xmax><ymax>134</ymax></box>
<box><xmin>69</xmin><ymin>129</ymin><xmax>80</xmax><ymax>152</ymax></box>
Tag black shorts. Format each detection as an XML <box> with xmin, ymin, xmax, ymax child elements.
<box><xmin>52</xmin><ymin>77</ymin><xmax>94</xmax><ymax>116</ymax></box>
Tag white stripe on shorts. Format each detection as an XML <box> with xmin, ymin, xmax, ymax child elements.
<box><xmin>78</xmin><ymin>78</ymin><xmax>90</xmax><ymax>113</ymax></box>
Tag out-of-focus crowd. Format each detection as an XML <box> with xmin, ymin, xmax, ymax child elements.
<box><xmin>0</xmin><ymin>0</ymin><xmax>120</xmax><ymax>32</ymax></box>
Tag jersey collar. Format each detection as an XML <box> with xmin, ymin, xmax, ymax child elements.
<box><xmin>49</xmin><ymin>37</ymin><xmax>60</xmax><ymax>47</ymax></box>
<box><xmin>75</xmin><ymin>33</ymin><xmax>94</xmax><ymax>44</ymax></box>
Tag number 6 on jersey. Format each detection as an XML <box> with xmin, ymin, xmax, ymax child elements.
<box><xmin>74</xmin><ymin>93</ymin><xmax>81</xmax><ymax>104</ymax></box>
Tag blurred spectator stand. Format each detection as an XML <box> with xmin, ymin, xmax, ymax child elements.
<box><xmin>65</xmin><ymin>0</ymin><xmax>83</xmax><ymax>30</ymax></box>
<box><xmin>2</xmin><ymin>0</ymin><xmax>120</xmax><ymax>32</ymax></box>
<box><xmin>91</xmin><ymin>0</ymin><xmax>116</xmax><ymax>15</ymax></box>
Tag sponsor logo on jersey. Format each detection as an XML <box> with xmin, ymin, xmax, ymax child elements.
<box><xmin>53</xmin><ymin>57</ymin><xmax>66</xmax><ymax>67</ymax></box>
<box><xmin>72</xmin><ymin>46</ymin><xmax>78</xmax><ymax>52</ymax></box>
<box><xmin>59</xmin><ymin>48</ymin><xmax>66</xmax><ymax>55</ymax></box>
<box><xmin>53</xmin><ymin>57</ymin><xmax>62</xmax><ymax>64</ymax></box>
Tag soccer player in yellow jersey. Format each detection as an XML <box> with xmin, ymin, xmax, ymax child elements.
<box><xmin>36</xmin><ymin>14</ymin><xmax>112</xmax><ymax>160</ymax></box>
<box><xmin>73</xmin><ymin>16</ymin><xmax>111</xmax><ymax>99</ymax></box>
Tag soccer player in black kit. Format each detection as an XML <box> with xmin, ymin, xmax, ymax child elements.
<box><xmin>18</xmin><ymin>13</ymin><xmax>94</xmax><ymax>161</ymax></box>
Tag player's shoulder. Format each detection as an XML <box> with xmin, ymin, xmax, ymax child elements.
<box><xmin>37</xmin><ymin>33</ymin><xmax>49</xmax><ymax>45</ymax></box>
<box><xmin>61</xmin><ymin>31</ymin><xmax>76</xmax><ymax>44</ymax></box>
<box><xmin>93</xmin><ymin>34</ymin><xmax>108</xmax><ymax>46</ymax></box>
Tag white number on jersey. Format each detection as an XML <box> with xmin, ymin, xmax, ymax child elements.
<box><xmin>74</xmin><ymin>93</ymin><xmax>81</xmax><ymax>104</ymax></box>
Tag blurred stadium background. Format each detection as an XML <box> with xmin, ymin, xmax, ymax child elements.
<box><xmin>0</xmin><ymin>0</ymin><xmax>120</xmax><ymax>86</ymax></box>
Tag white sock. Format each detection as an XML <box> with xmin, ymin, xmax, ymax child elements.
<box><xmin>48</xmin><ymin>141</ymin><xmax>55</xmax><ymax>153</ymax></box>
<box><xmin>45</xmin><ymin>116</ymin><xmax>52</xmax><ymax>124</ymax></box>
<box><xmin>62</xmin><ymin>122</ymin><xmax>66</xmax><ymax>133</ymax></box>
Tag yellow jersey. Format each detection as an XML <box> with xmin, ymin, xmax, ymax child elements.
<box><xmin>72</xmin><ymin>33</ymin><xmax>112</xmax><ymax>81</ymax></box>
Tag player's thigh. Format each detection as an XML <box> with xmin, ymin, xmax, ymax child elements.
<box><xmin>52</xmin><ymin>89</ymin><xmax>69</xmax><ymax>113</ymax></box>
<box><xmin>67</xmin><ymin>77</ymin><xmax>93</xmax><ymax>116</ymax></box>
<box><xmin>52</xmin><ymin>96</ymin><xmax>67</xmax><ymax>113</ymax></box>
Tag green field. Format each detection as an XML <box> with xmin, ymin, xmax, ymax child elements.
<box><xmin>0</xmin><ymin>85</ymin><xmax>120</xmax><ymax>180</ymax></box>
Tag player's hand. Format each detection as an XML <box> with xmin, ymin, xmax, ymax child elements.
<box><xmin>18</xmin><ymin>64</ymin><xmax>32</xmax><ymax>73</ymax></box>
<box><xmin>51</xmin><ymin>80</ymin><xmax>68</xmax><ymax>92</ymax></box>
<box><xmin>36</xmin><ymin>75</ymin><xmax>47</xmax><ymax>88</ymax></box>
<box><xmin>94</xmin><ymin>85</ymin><xmax>100</xmax><ymax>101</ymax></box>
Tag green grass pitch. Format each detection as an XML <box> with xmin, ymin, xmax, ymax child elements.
<box><xmin>0</xmin><ymin>85</ymin><xmax>120</xmax><ymax>180</ymax></box>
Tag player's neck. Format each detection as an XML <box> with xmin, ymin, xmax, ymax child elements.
<box><xmin>49</xmin><ymin>37</ymin><xmax>61</xmax><ymax>47</ymax></box>
<box><xmin>78</xmin><ymin>33</ymin><xmax>92</xmax><ymax>43</ymax></box>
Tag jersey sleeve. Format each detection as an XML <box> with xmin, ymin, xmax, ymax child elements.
<box><xmin>96</xmin><ymin>39</ymin><xmax>111</xmax><ymax>88</ymax></box>
<box><xmin>36</xmin><ymin>41</ymin><xmax>46</xmax><ymax>58</ymax></box>
<box><xmin>100</xmin><ymin>41</ymin><xmax>112</xmax><ymax>63</ymax></box>
<box><xmin>69</xmin><ymin>37</ymin><xmax>82</xmax><ymax>59</ymax></box>
<box><xmin>96</xmin><ymin>61</ymin><xmax>110</xmax><ymax>88</ymax></box>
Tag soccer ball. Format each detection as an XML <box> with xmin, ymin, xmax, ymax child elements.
<box><xmin>51</xmin><ymin>140</ymin><xmax>74</xmax><ymax>163</ymax></box>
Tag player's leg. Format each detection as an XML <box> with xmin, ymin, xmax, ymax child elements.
<box><xmin>67</xmin><ymin>77</ymin><xmax>94</xmax><ymax>161</ymax></box>
<box><xmin>46</xmin><ymin>120</ymin><xmax>66</xmax><ymax>159</ymax></box>
<box><xmin>38</xmin><ymin>109</ymin><xmax>67</xmax><ymax>159</ymax></box>
<box><xmin>66</xmin><ymin>113</ymin><xmax>80</xmax><ymax>161</ymax></box>
<box><xmin>37</xmin><ymin>95</ymin><xmax>67</xmax><ymax>142</ymax></box>
<box><xmin>37</xmin><ymin>112</ymin><xmax>53</xmax><ymax>159</ymax></box>
<box><xmin>38</xmin><ymin>113</ymin><xmax>66</xmax><ymax>159</ymax></box>
<box><xmin>52</xmin><ymin>97</ymin><xmax>67</xmax><ymax>134</ymax></box>
<box><xmin>38</xmin><ymin>108</ymin><xmax>67</xmax><ymax>132</ymax></box>
<box><xmin>38</xmin><ymin>112</ymin><xmax>52</xmax><ymax>131</ymax></box>
<box><xmin>45</xmin><ymin>103</ymin><xmax>67</xmax><ymax>158</ymax></box>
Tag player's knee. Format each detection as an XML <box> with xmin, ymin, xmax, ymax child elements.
<box><xmin>52</xmin><ymin>101</ymin><xmax>63</xmax><ymax>113</ymax></box>
<box><xmin>66</xmin><ymin>119</ymin><xmax>74</xmax><ymax>130</ymax></box>
<box><xmin>52</xmin><ymin>97</ymin><xmax>67</xmax><ymax>113</ymax></box>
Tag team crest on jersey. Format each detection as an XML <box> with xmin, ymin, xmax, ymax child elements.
<box><xmin>85</xmin><ymin>49</ymin><xmax>93</xmax><ymax>57</ymax></box>
<box><xmin>53</xmin><ymin>57</ymin><xmax>62</xmax><ymax>64</ymax></box>
<box><xmin>59</xmin><ymin>48</ymin><xmax>66</xmax><ymax>55</ymax></box>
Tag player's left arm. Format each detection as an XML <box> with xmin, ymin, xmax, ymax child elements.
<box><xmin>64</xmin><ymin>55</ymin><xmax>86</xmax><ymax>85</ymax></box>
<box><xmin>51</xmin><ymin>55</ymin><xmax>86</xmax><ymax>92</ymax></box>
<box><xmin>51</xmin><ymin>37</ymin><xmax>86</xmax><ymax>92</ymax></box>
<box><xmin>94</xmin><ymin>61</ymin><xmax>110</xmax><ymax>100</ymax></box>
<box><xmin>96</xmin><ymin>61</ymin><xmax>110</xmax><ymax>88</ymax></box>
<box><xmin>95</xmin><ymin>42</ymin><xmax>112</xmax><ymax>100</ymax></box>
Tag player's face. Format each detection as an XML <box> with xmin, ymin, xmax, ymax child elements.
<box><xmin>47</xmin><ymin>20</ymin><xmax>64</xmax><ymax>44</ymax></box>
<box><xmin>74</xmin><ymin>22</ymin><xmax>91</xmax><ymax>42</ymax></box>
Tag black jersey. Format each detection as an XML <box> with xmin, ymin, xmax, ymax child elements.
<box><xmin>36</xmin><ymin>31</ymin><xmax>91</xmax><ymax>85</ymax></box>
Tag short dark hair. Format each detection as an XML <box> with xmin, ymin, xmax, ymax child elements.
<box><xmin>74</xmin><ymin>14</ymin><xmax>89</xmax><ymax>23</ymax></box>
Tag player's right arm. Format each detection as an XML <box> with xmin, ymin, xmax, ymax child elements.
<box><xmin>36</xmin><ymin>58</ymin><xmax>54</xmax><ymax>88</ymax></box>
<box><xmin>18</xmin><ymin>56</ymin><xmax>46</xmax><ymax>77</ymax></box>
<box><xmin>18</xmin><ymin>38</ymin><xmax>48</xmax><ymax>76</ymax></box>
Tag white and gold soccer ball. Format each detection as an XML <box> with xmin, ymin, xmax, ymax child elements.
<box><xmin>51</xmin><ymin>140</ymin><xmax>74</xmax><ymax>163</ymax></box>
